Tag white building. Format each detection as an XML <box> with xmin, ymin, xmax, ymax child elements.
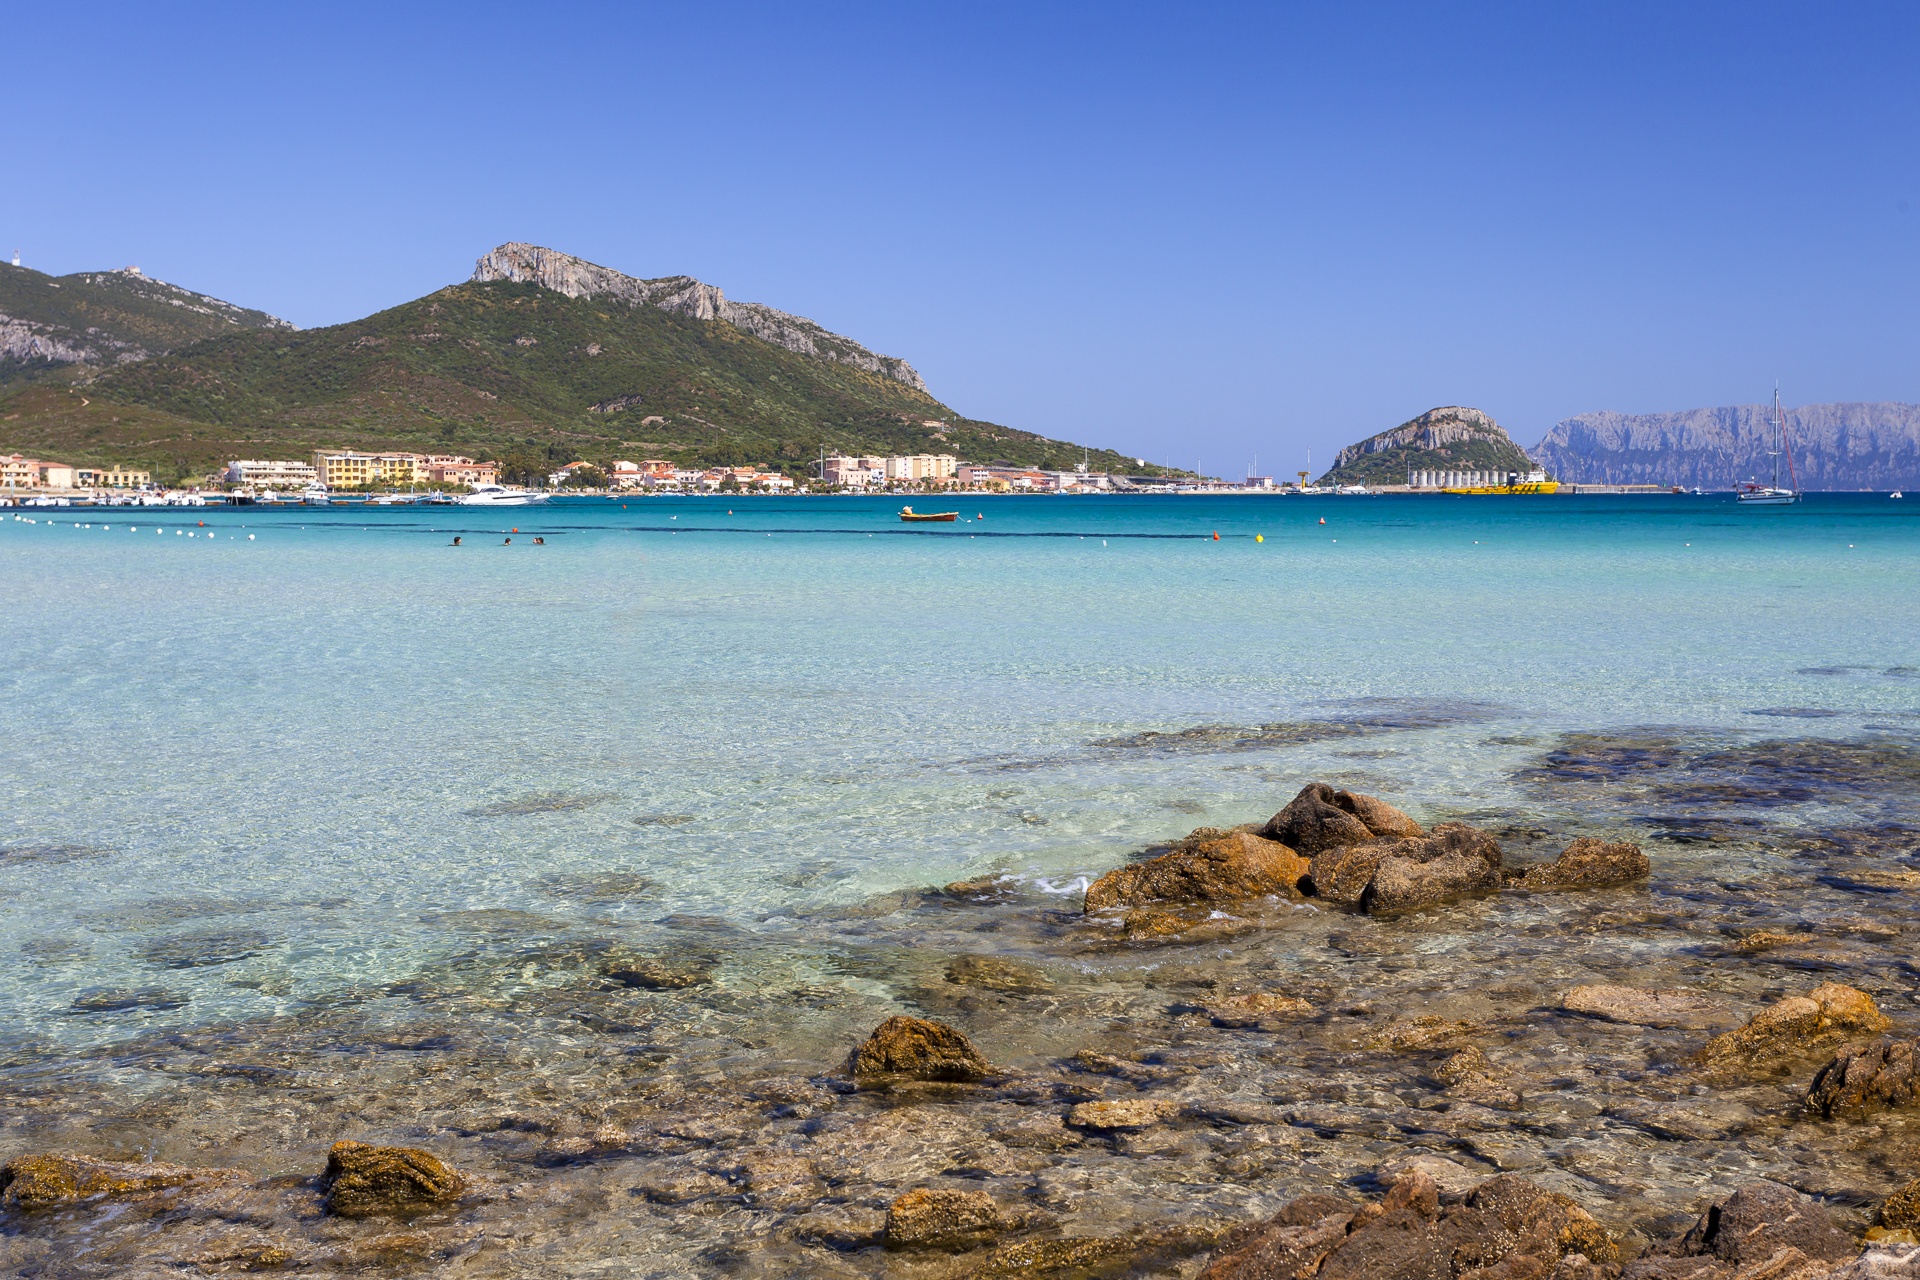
<box><xmin>227</xmin><ymin>459</ymin><xmax>319</xmax><ymax>489</ymax></box>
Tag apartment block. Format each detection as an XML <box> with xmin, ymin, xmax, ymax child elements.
<box><xmin>311</xmin><ymin>451</ymin><xmax>424</xmax><ymax>487</ymax></box>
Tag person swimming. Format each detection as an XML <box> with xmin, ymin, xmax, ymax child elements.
<box><xmin>504</xmin><ymin>537</ymin><xmax>512</xmax><ymax>545</ymax></box>
<box><xmin>452</xmin><ymin>536</ymin><xmax>462</xmax><ymax>546</ymax></box>
<box><xmin>533</xmin><ymin>536</ymin><xmax>545</xmax><ymax>545</ymax></box>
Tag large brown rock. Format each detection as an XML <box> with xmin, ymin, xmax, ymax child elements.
<box><xmin>321</xmin><ymin>1141</ymin><xmax>465</xmax><ymax>1217</ymax></box>
<box><xmin>1201</xmin><ymin>1170</ymin><xmax>1615</xmax><ymax>1280</ymax></box>
<box><xmin>0</xmin><ymin>1152</ymin><xmax>242</xmax><ymax>1209</ymax></box>
<box><xmin>1883</xmin><ymin>1179</ymin><xmax>1920</xmax><ymax>1231</ymax></box>
<box><xmin>848</xmin><ymin>1015</ymin><xmax>993</xmax><ymax>1083</ymax></box>
<box><xmin>1807</xmin><ymin>1039</ymin><xmax>1920</xmax><ymax>1118</ymax></box>
<box><xmin>1084</xmin><ymin>828</ymin><xmax>1309</xmax><ymax>911</ymax></box>
<box><xmin>1648</xmin><ymin>1181</ymin><xmax>1855</xmax><ymax>1268</ymax></box>
<box><xmin>1364</xmin><ymin>825</ymin><xmax>1504</xmax><ymax>915</ymax></box>
<box><xmin>1199</xmin><ymin>1193</ymin><xmax>1357</xmax><ymax>1279</ymax></box>
<box><xmin>1695</xmin><ymin>983</ymin><xmax>1892</xmax><ymax>1078</ymax></box>
<box><xmin>1264</xmin><ymin>783</ymin><xmax>1422</xmax><ymax>854</ymax></box>
<box><xmin>1517</xmin><ymin>837</ymin><xmax>1650</xmax><ymax>891</ymax></box>
<box><xmin>1307</xmin><ymin>824</ymin><xmax>1502</xmax><ymax>913</ymax></box>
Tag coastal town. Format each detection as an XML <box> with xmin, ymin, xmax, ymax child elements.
<box><xmin>0</xmin><ymin>446</ymin><xmax>1289</xmax><ymax>504</ymax></box>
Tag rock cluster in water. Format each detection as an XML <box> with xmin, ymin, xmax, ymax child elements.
<box><xmin>9</xmin><ymin>762</ymin><xmax>1920</xmax><ymax>1276</ymax></box>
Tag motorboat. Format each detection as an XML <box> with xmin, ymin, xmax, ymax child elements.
<box><xmin>301</xmin><ymin>485</ymin><xmax>331</xmax><ymax>506</ymax></box>
<box><xmin>458</xmin><ymin>483</ymin><xmax>548</xmax><ymax>507</ymax></box>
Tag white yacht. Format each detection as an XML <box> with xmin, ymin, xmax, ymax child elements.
<box><xmin>458</xmin><ymin>483</ymin><xmax>548</xmax><ymax>507</ymax></box>
<box><xmin>301</xmin><ymin>485</ymin><xmax>331</xmax><ymax>506</ymax></box>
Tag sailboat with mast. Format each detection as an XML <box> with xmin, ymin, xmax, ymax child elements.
<box><xmin>1736</xmin><ymin>388</ymin><xmax>1801</xmax><ymax>505</ymax></box>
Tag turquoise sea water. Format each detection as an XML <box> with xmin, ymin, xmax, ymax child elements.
<box><xmin>3</xmin><ymin>493</ymin><xmax>1917</xmax><ymax>1053</ymax></box>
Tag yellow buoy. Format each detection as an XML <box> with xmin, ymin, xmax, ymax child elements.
<box><xmin>1255</xmin><ymin>534</ymin><xmax>1264</xmax><ymax>543</ymax></box>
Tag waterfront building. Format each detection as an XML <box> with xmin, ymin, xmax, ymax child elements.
<box><xmin>883</xmin><ymin>454</ymin><xmax>959</xmax><ymax>482</ymax></box>
<box><xmin>227</xmin><ymin>459</ymin><xmax>319</xmax><ymax>489</ymax></box>
<box><xmin>421</xmin><ymin>455</ymin><xmax>496</xmax><ymax>487</ymax></box>
<box><xmin>312</xmin><ymin>451</ymin><xmax>424</xmax><ymax>488</ymax></box>
<box><xmin>1</xmin><ymin>454</ymin><xmax>44</xmax><ymax>490</ymax></box>
<box><xmin>822</xmin><ymin>454</ymin><xmax>887</xmax><ymax>487</ymax></box>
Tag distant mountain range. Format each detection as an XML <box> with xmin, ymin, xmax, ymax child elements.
<box><xmin>0</xmin><ymin>263</ymin><xmax>290</xmax><ymax>381</ymax></box>
<box><xmin>1531</xmin><ymin>403</ymin><xmax>1920</xmax><ymax>490</ymax></box>
<box><xmin>1319</xmin><ymin>406</ymin><xmax>1535</xmax><ymax>486</ymax></box>
<box><xmin>0</xmin><ymin>245</ymin><xmax>1169</xmax><ymax>484</ymax></box>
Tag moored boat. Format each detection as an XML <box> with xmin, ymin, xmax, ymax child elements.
<box><xmin>1736</xmin><ymin>389</ymin><xmax>1801</xmax><ymax>505</ymax></box>
<box><xmin>459</xmin><ymin>483</ymin><xmax>548</xmax><ymax>507</ymax></box>
<box><xmin>899</xmin><ymin>506</ymin><xmax>958</xmax><ymax>522</ymax></box>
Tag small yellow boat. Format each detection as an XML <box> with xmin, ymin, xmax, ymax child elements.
<box><xmin>899</xmin><ymin>506</ymin><xmax>959</xmax><ymax>522</ymax></box>
<box><xmin>1441</xmin><ymin>481</ymin><xmax>1560</xmax><ymax>495</ymax></box>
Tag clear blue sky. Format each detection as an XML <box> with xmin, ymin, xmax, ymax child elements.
<box><xmin>10</xmin><ymin>2</ymin><xmax>1918</xmax><ymax>474</ymax></box>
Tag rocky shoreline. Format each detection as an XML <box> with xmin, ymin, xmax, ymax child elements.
<box><xmin>8</xmin><ymin>758</ymin><xmax>1920</xmax><ymax>1277</ymax></box>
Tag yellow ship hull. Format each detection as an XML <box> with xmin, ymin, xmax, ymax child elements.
<box><xmin>1439</xmin><ymin>481</ymin><xmax>1560</xmax><ymax>495</ymax></box>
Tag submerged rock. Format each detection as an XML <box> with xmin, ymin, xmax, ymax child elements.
<box><xmin>321</xmin><ymin>1141</ymin><xmax>466</xmax><ymax>1217</ymax></box>
<box><xmin>1562</xmin><ymin>985</ymin><xmax>1732</xmax><ymax>1029</ymax></box>
<box><xmin>69</xmin><ymin>987</ymin><xmax>188</xmax><ymax>1013</ymax></box>
<box><xmin>1366</xmin><ymin>1015</ymin><xmax>1483</xmax><ymax>1052</ymax></box>
<box><xmin>1807</xmin><ymin>1039</ymin><xmax>1920</xmax><ymax>1118</ymax></box>
<box><xmin>1517</xmin><ymin>836</ymin><xmax>1650</xmax><ymax>891</ymax></box>
<box><xmin>848</xmin><ymin>1015</ymin><xmax>993</xmax><ymax>1082</ymax></box>
<box><xmin>946</xmin><ymin>954</ymin><xmax>1055</xmax><ymax>994</ymax></box>
<box><xmin>1084</xmin><ymin>828</ymin><xmax>1309</xmax><ymax>911</ymax></box>
<box><xmin>0</xmin><ymin>1152</ymin><xmax>241</xmax><ymax>1209</ymax></box>
<box><xmin>1694</xmin><ymin>983</ymin><xmax>1891</xmax><ymax>1078</ymax></box>
<box><xmin>1207</xmin><ymin>992</ymin><xmax>1315</xmax><ymax>1028</ymax></box>
<box><xmin>884</xmin><ymin>1187</ymin><xmax>1049</xmax><ymax>1251</ymax></box>
<box><xmin>601</xmin><ymin>954</ymin><xmax>714</xmax><ymax>990</ymax></box>
<box><xmin>1103</xmin><ymin>905</ymin><xmax>1258</xmax><ymax>944</ymax></box>
<box><xmin>1066</xmin><ymin>1099</ymin><xmax>1178</xmax><ymax>1132</ymax></box>
<box><xmin>1263</xmin><ymin>783</ymin><xmax>1422</xmax><ymax>853</ymax></box>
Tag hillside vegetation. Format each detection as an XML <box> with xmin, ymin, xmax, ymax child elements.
<box><xmin>0</xmin><ymin>249</ymin><xmax>1170</xmax><ymax>484</ymax></box>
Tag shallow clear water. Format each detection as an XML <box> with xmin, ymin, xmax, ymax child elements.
<box><xmin>3</xmin><ymin>493</ymin><xmax>1917</xmax><ymax>1052</ymax></box>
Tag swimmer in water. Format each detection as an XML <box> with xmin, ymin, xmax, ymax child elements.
<box><xmin>533</xmin><ymin>536</ymin><xmax>545</xmax><ymax>544</ymax></box>
<box><xmin>504</xmin><ymin>537</ymin><xmax>512</xmax><ymax>545</ymax></box>
<box><xmin>452</xmin><ymin>536</ymin><xmax>462</xmax><ymax>546</ymax></box>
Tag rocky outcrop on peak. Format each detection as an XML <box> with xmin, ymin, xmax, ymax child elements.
<box><xmin>472</xmin><ymin>242</ymin><xmax>928</xmax><ymax>392</ymax></box>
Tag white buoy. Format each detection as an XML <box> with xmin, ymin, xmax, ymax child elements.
<box><xmin>248</xmin><ymin>534</ymin><xmax>255</xmax><ymax>540</ymax></box>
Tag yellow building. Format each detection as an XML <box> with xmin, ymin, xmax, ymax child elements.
<box><xmin>312</xmin><ymin>451</ymin><xmax>423</xmax><ymax>488</ymax></box>
<box><xmin>76</xmin><ymin>465</ymin><xmax>153</xmax><ymax>489</ymax></box>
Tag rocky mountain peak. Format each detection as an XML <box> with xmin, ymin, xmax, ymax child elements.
<box><xmin>1335</xmin><ymin>407</ymin><xmax>1514</xmax><ymax>466</ymax></box>
<box><xmin>1322</xmin><ymin>406</ymin><xmax>1538</xmax><ymax>485</ymax></box>
<box><xmin>471</xmin><ymin>243</ymin><xmax>927</xmax><ymax>393</ymax></box>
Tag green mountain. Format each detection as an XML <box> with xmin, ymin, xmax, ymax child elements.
<box><xmin>1320</xmin><ymin>406</ymin><xmax>1541</xmax><ymax>485</ymax></box>
<box><xmin>0</xmin><ymin>261</ymin><xmax>291</xmax><ymax>386</ymax></box>
<box><xmin>0</xmin><ymin>245</ymin><xmax>1173</xmax><ymax>484</ymax></box>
